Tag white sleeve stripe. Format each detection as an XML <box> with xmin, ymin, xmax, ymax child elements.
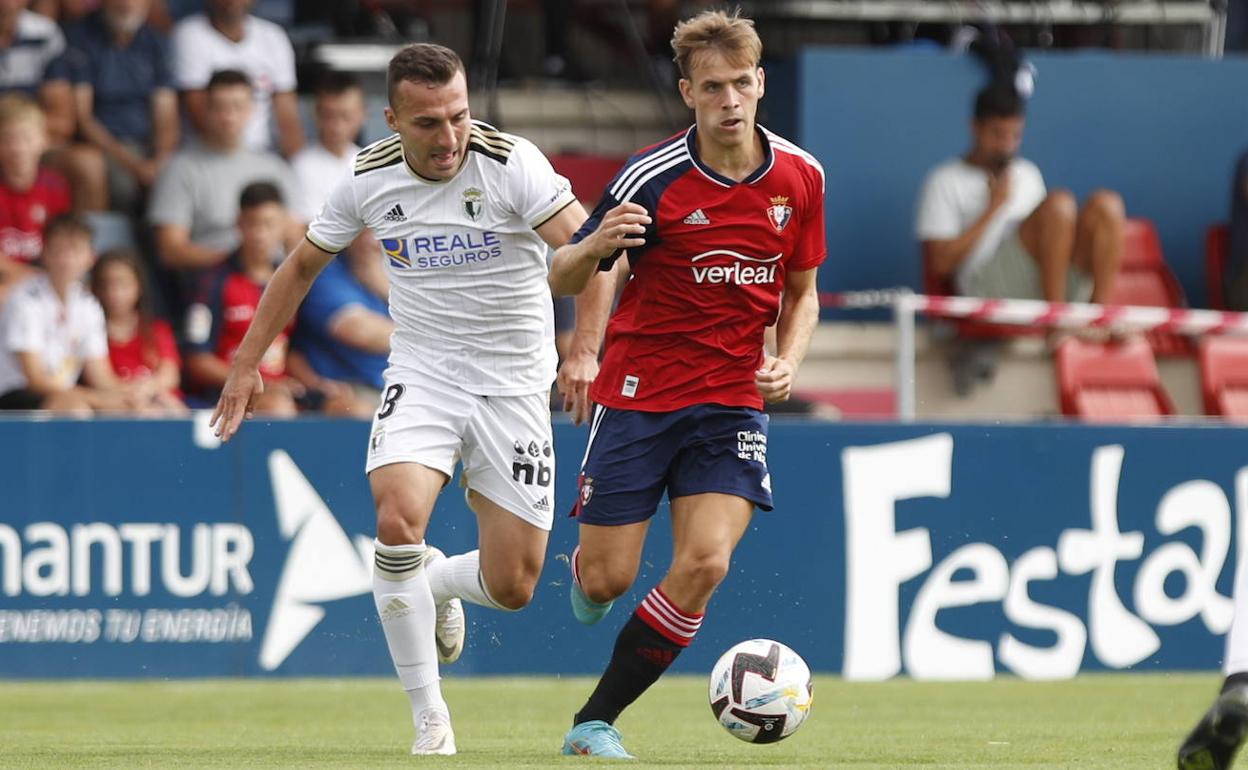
<box><xmin>617</xmin><ymin>150</ymin><xmax>689</xmax><ymax>204</ymax></box>
<box><xmin>770</xmin><ymin>138</ymin><xmax>825</xmax><ymax>180</ymax></box>
<box><xmin>609</xmin><ymin>140</ymin><xmax>687</xmax><ymax>199</ymax></box>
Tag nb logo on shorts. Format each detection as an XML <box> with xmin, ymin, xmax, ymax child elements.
<box><xmin>512</xmin><ymin>436</ymin><xmax>552</xmax><ymax>488</ymax></box>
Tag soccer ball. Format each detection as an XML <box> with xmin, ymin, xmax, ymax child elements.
<box><xmin>708</xmin><ymin>639</ymin><xmax>813</xmax><ymax>743</ymax></box>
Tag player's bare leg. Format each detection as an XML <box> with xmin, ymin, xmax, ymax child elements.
<box><xmin>425</xmin><ymin>489</ymin><xmax>548</xmax><ymax>661</ymax></box>
<box><xmin>564</xmin><ymin>494</ymin><xmax>752</xmax><ymax>758</ymax></box>
<box><xmin>570</xmin><ymin>520</ymin><xmax>649</xmax><ymax>624</ymax></box>
<box><xmin>369</xmin><ymin>462</ymin><xmax>456</xmax><ymax>755</ymax></box>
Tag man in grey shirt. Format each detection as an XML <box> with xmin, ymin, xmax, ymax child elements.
<box><xmin>148</xmin><ymin>69</ymin><xmax>295</xmax><ymax>309</ymax></box>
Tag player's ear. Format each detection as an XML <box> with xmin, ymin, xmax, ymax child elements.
<box><xmin>678</xmin><ymin>78</ymin><xmax>695</xmax><ymax>110</ymax></box>
<box><xmin>384</xmin><ymin>106</ymin><xmax>398</xmax><ymax>133</ymax></box>
<box><xmin>756</xmin><ymin>67</ymin><xmax>765</xmax><ymax>99</ymax></box>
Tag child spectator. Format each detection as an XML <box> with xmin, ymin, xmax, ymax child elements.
<box><xmin>0</xmin><ymin>214</ymin><xmax>144</xmax><ymax>413</ymax></box>
<box><xmin>0</xmin><ymin>94</ymin><xmax>72</xmax><ymax>303</ymax></box>
<box><xmin>183</xmin><ymin>181</ymin><xmax>351</xmax><ymax>416</ymax></box>
<box><xmin>91</xmin><ymin>248</ymin><xmax>185</xmax><ymax>413</ymax></box>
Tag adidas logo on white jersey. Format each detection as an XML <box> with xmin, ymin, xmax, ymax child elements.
<box><xmin>683</xmin><ymin>208</ymin><xmax>710</xmax><ymax>225</ymax></box>
<box><xmin>383</xmin><ymin>203</ymin><xmax>407</xmax><ymax>222</ymax></box>
<box><xmin>533</xmin><ymin>496</ymin><xmax>550</xmax><ymax>513</ymax></box>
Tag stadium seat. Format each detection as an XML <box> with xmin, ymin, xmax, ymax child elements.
<box><xmin>1206</xmin><ymin>223</ymin><xmax>1229</xmax><ymax>310</ymax></box>
<box><xmin>549</xmin><ymin>154</ymin><xmax>627</xmax><ymax>207</ymax></box>
<box><xmin>1109</xmin><ymin>218</ymin><xmax>1189</xmax><ymax>356</ymax></box>
<box><xmin>1054</xmin><ymin>336</ymin><xmax>1175</xmax><ymax>422</ymax></box>
<box><xmin>1198</xmin><ymin>336</ymin><xmax>1248</xmax><ymax>421</ymax></box>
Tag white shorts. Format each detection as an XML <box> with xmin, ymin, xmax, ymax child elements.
<box><xmin>365</xmin><ymin>365</ymin><xmax>555</xmax><ymax>530</ymax></box>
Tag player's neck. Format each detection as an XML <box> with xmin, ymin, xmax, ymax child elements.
<box><xmin>2</xmin><ymin>165</ymin><xmax>37</xmax><ymax>191</ymax></box>
<box><xmin>695</xmin><ymin>127</ymin><xmax>764</xmax><ymax>182</ymax></box>
<box><xmin>238</xmin><ymin>250</ymin><xmax>275</xmax><ymax>282</ymax></box>
<box><xmin>210</xmin><ymin>14</ymin><xmax>246</xmax><ymax>43</ymax></box>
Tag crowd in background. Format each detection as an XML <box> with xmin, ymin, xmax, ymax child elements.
<box><xmin>0</xmin><ymin>0</ymin><xmax>392</xmax><ymax>416</ymax></box>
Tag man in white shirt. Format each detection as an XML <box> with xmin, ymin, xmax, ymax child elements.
<box><xmin>916</xmin><ymin>85</ymin><xmax>1124</xmax><ymax>304</ymax></box>
<box><xmin>208</xmin><ymin>43</ymin><xmax>611</xmax><ymax>756</ymax></box>
<box><xmin>172</xmin><ymin>0</ymin><xmax>303</xmax><ymax>157</ymax></box>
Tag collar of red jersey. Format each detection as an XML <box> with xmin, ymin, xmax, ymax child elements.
<box><xmin>684</xmin><ymin>124</ymin><xmax>775</xmax><ymax>188</ymax></box>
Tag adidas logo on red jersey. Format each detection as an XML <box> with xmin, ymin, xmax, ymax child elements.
<box><xmin>682</xmin><ymin>209</ymin><xmax>710</xmax><ymax>225</ymax></box>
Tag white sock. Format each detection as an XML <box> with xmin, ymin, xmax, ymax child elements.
<box><xmin>427</xmin><ymin>549</ymin><xmax>512</xmax><ymax>610</ymax></box>
<box><xmin>372</xmin><ymin>540</ymin><xmax>446</xmax><ymax>717</ymax></box>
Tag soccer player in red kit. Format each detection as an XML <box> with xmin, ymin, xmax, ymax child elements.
<box><xmin>548</xmin><ymin>9</ymin><xmax>825</xmax><ymax>759</ymax></box>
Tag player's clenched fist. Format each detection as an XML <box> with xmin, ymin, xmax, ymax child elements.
<box><xmin>582</xmin><ymin>202</ymin><xmax>651</xmax><ymax>259</ymax></box>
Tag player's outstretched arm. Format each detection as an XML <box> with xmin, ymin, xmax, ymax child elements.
<box><xmin>756</xmin><ymin>267</ymin><xmax>819</xmax><ymax>404</ymax></box>
<box><xmin>210</xmin><ymin>238</ymin><xmax>336</xmax><ymax>441</ymax></box>
<box><xmin>548</xmin><ymin>202</ymin><xmax>649</xmax><ymax>296</ymax></box>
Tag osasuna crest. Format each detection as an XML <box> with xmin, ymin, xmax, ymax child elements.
<box><xmin>766</xmin><ymin>195</ymin><xmax>792</xmax><ymax>232</ymax></box>
<box><xmin>463</xmin><ymin>187</ymin><xmax>484</xmax><ymax>221</ymax></box>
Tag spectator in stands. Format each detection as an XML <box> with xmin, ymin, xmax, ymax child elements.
<box><xmin>148</xmin><ymin>69</ymin><xmax>296</xmax><ymax>311</ymax></box>
<box><xmin>0</xmin><ymin>214</ymin><xmax>145</xmax><ymax>413</ymax></box>
<box><xmin>49</xmin><ymin>0</ymin><xmax>178</xmax><ymax>214</ymax></box>
<box><xmin>916</xmin><ymin>85</ymin><xmax>1125</xmax><ymax>307</ymax></box>
<box><xmin>0</xmin><ymin>94</ymin><xmax>71</xmax><ymax>304</ymax></box>
<box><xmin>172</xmin><ymin>0</ymin><xmax>303</xmax><ymax>157</ymax></box>
<box><xmin>1225</xmin><ymin>151</ymin><xmax>1248</xmax><ymax>311</ymax></box>
<box><xmin>0</xmin><ymin>0</ymin><xmax>72</xmax><ymax>144</ymax></box>
<box><xmin>290</xmin><ymin>244</ymin><xmax>390</xmax><ymax>416</ymax></box>
<box><xmin>91</xmin><ymin>248</ymin><xmax>185</xmax><ymax>412</ymax></box>
<box><xmin>290</xmin><ymin>72</ymin><xmax>366</xmax><ymax>225</ymax></box>
<box><xmin>184</xmin><ymin>181</ymin><xmax>350</xmax><ymax>416</ymax></box>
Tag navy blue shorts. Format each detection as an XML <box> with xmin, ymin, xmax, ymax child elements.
<box><xmin>570</xmin><ymin>403</ymin><xmax>773</xmax><ymax>526</ymax></box>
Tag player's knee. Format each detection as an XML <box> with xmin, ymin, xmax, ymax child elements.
<box><xmin>579</xmin><ymin>566</ymin><xmax>631</xmax><ymax>604</ymax></box>
<box><xmin>373</xmin><ymin>500</ymin><xmax>423</xmax><ymax>546</ymax></box>
<box><xmin>488</xmin><ymin>580</ymin><xmax>534</xmax><ymax>611</ymax></box>
<box><xmin>671</xmin><ymin>553</ymin><xmax>731</xmax><ymax>597</ymax></box>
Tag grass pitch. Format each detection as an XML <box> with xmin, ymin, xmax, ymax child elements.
<box><xmin>0</xmin><ymin>673</ymin><xmax>1216</xmax><ymax>768</ymax></box>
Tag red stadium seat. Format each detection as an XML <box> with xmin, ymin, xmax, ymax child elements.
<box><xmin>549</xmin><ymin>154</ymin><xmax>627</xmax><ymax>207</ymax></box>
<box><xmin>1198</xmin><ymin>336</ymin><xmax>1248</xmax><ymax>421</ymax></box>
<box><xmin>1206</xmin><ymin>223</ymin><xmax>1229</xmax><ymax>311</ymax></box>
<box><xmin>1109</xmin><ymin>218</ymin><xmax>1189</xmax><ymax>356</ymax></box>
<box><xmin>1055</xmin><ymin>336</ymin><xmax>1175</xmax><ymax>422</ymax></box>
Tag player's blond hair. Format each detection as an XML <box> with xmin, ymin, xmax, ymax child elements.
<box><xmin>0</xmin><ymin>92</ymin><xmax>46</xmax><ymax>132</ymax></box>
<box><xmin>671</xmin><ymin>8</ymin><xmax>762</xmax><ymax>79</ymax></box>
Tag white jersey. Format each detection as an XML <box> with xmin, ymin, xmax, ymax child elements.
<box><xmin>0</xmin><ymin>275</ymin><xmax>108</xmax><ymax>395</ymax></box>
<box><xmin>307</xmin><ymin>122</ymin><xmax>575</xmax><ymax>396</ymax></box>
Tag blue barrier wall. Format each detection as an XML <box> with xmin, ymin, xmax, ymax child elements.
<box><xmin>798</xmin><ymin>49</ymin><xmax>1248</xmax><ymax>308</ymax></box>
<box><xmin>0</xmin><ymin>418</ymin><xmax>1244</xmax><ymax>680</ymax></box>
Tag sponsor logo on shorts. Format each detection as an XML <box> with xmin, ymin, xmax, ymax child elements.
<box><xmin>533</xmin><ymin>496</ymin><xmax>550</xmax><ymax>513</ymax></box>
<box><xmin>512</xmin><ymin>437</ymin><xmax>552</xmax><ymax>488</ymax></box>
<box><xmin>579</xmin><ymin>475</ymin><xmax>594</xmax><ymax>506</ymax></box>
<box><xmin>370</xmin><ymin>428</ymin><xmax>386</xmax><ymax>454</ymax></box>
<box><xmin>737</xmin><ymin>430</ymin><xmax>768</xmax><ymax>463</ymax></box>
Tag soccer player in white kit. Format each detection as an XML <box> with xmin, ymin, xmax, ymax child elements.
<box><xmin>209</xmin><ymin>43</ymin><xmax>604</xmax><ymax>755</ymax></box>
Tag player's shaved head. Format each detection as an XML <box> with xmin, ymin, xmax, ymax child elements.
<box><xmin>387</xmin><ymin>43</ymin><xmax>465</xmax><ymax>107</ymax></box>
<box><xmin>671</xmin><ymin>8</ymin><xmax>762</xmax><ymax>80</ymax></box>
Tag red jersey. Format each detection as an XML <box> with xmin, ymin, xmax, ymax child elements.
<box><xmin>184</xmin><ymin>257</ymin><xmax>289</xmax><ymax>388</ymax></box>
<box><xmin>574</xmin><ymin>126</ymin><xmax>826</xmax><ymax>412</ymax></box>
<box><xmin>109</xmin><ymin>319</ymin><xmax>180</xmax><ymax>380</ymax></box>
<box><xmin>0</xmin><ymin>168</ymin><xmax>72</xmax><ymax>263</ymax></box>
